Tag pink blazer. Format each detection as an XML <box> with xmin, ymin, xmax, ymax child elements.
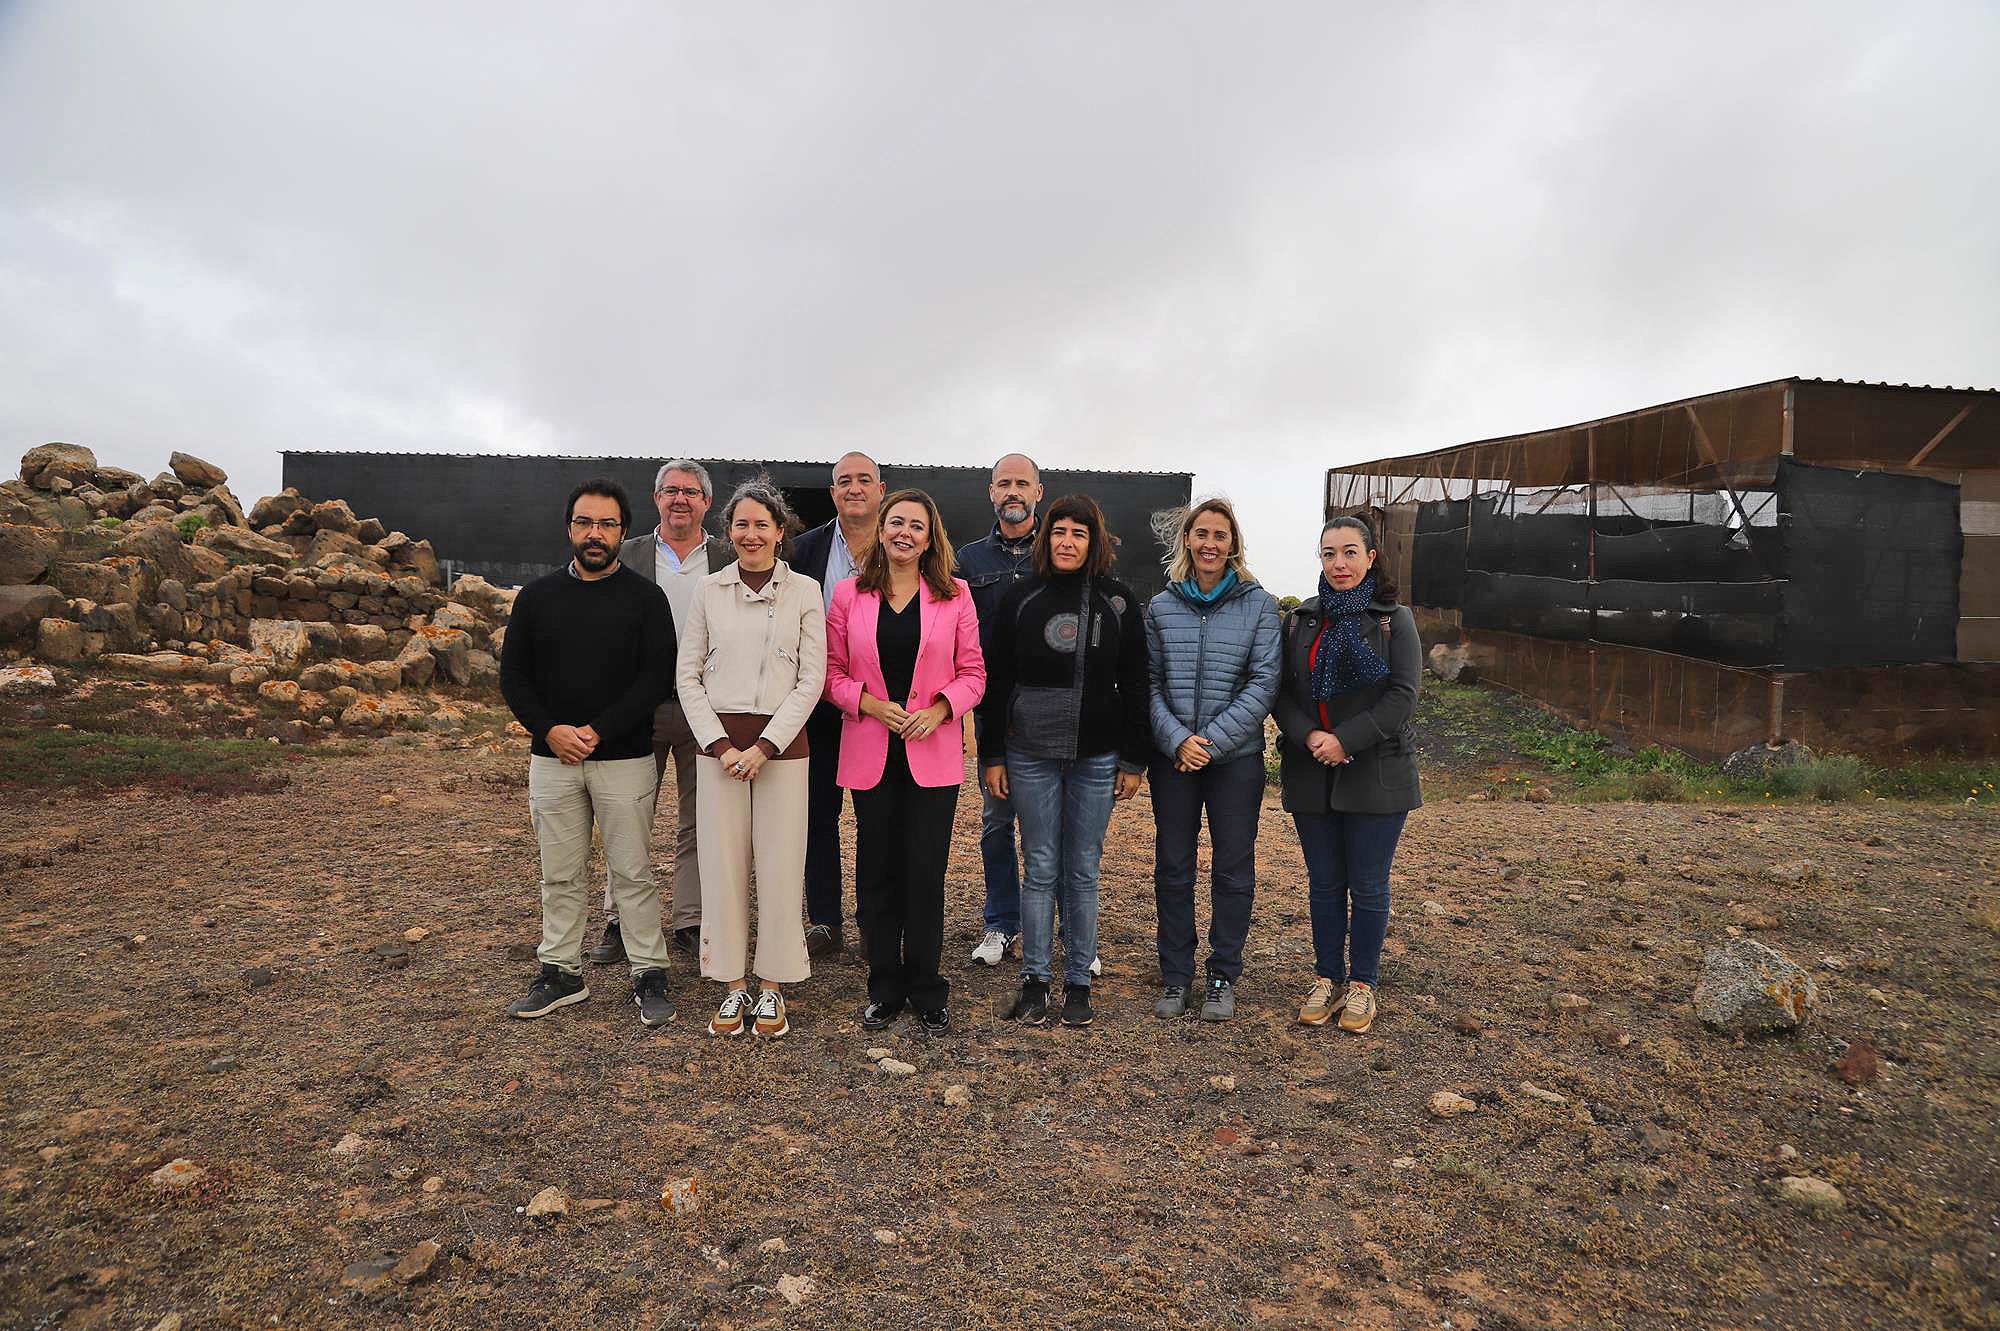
<box><xmin>824</xmin><ymin>576</ymin><xmax>986</xmax><ymax>790</ymax></box>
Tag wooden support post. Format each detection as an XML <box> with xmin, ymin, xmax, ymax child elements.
<box><xmin>1767</xmin><ymin>676</ymin><xmax>1785</xmax><ymax>745</ymax></box>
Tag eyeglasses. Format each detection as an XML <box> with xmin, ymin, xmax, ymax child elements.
<box><xmin>655</xmin><ymin>486</ymin><xmax>705</xmax><ymax>499</ymax></box>
<box><xmin>569</xmin><ymin>517</ymin><xmax>625</xmax><ymax>534</ymax></box>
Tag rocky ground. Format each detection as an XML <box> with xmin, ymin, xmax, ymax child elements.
<box><xmin>1</xmin><ymin>707</ymin><xmax>1997</xmax><ymax>1330</ymax></box>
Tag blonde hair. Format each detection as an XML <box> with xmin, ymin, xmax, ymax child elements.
<box><xmin>1162</xmin><ymin>498</ymin><xmax>1254</xmax><ymax>585</ymax></box>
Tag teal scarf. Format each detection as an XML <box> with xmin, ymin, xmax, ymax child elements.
<box><xmin>1177</xmin><ymin>569</ymin><xmax>1238</xmax><ymax>605</ymax></box>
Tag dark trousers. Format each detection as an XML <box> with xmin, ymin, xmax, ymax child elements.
<box><xmin>852</xmin><ymin>744</ymin><xmax>958</xmax><ymax>1012</ymax></box>
<box><xmin>1292</xmin><ymin>809</ymin><xmax>1407</xmax><ymax>986</ymax></box>
<box><xmin>1149</xmin><ymin>751</ymin><xmax>1264</xmax><ymax>987</ymax></box>
<box><xmin>803</xmin><ymin>703</ymin><xmax>846</xmax><ymax>928</ymax></box>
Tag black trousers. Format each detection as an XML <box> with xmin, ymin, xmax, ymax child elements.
<box><xmin>804</xmin><ymin>703</ymin><xmax>846</xmax><ymax>928</ymax></box>
<box><xmin>1149</xmin><ymin>751</ymin><xmax>1264</xmax><ymax>987</ymax></box>
<box><xmin>852</xmin><ymin>742</ymin><xmax>959</xmax><ymax>1012</ymax></box>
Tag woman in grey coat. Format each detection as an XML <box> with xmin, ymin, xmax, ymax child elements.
<box><xmin>1273</xmin><ymin>515</ymin><xmax>1422</xmax><ymax>1034</ymax></box>
<box><xmin>1143</xmin><ymin>499</ymin><xmax>1282</xmax><ymax>1021</ymax></box>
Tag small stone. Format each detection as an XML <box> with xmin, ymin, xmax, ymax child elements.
<box><xmin>403</xmin><ymin>927</ymin><xmax>429</xmax><ymax>942</ymax></box>
<box><xmin>391</xmin><ymin>1239</ymin><xmax>441</xmax><ymax>1284</ymax></box>
<box><xmin>340</xmin><ymin>1256</ymin><xmax>397</xmax><ymax>1295</ymax></box>
<box><xmin>206</xmin><ymin>1057</ymin><xmax>239</xmax><ymax>1073</ymax></box>
<box><xmin>1419</xmin><ymin>900</ymin><xmax>1447</xmax><ymax>917</ymax></box>
<box><xmin>1776</xmin><ymin>1144</ymin><xmax>1799</xmax><ymax>1162</ymax></box>
<box><xmin>1774</xmin><ymin>1175</ymin><xmax>1845</xmax><ymax>1215</ymax></box>
<box><xmin>331</xmin><ymin>1132</ymin><xmax>366</xmax><ymax>1155</ymax></box>
<box><xmin>37</xmin><ymin>1145</ymin><xmax>62</xmax><ymax>1163</ymax></box>
<box><xmin>1762</xmin><ymin>860</ymin><xmax>1819</xmax><ymax>886</ymax></box>
<box><xmin>242</xmin><ymin>965</ymin><xmax>274</xmax><ymax>988</ymax></box>
<box><xmin>378</xmin><ymin>794</ymin><xmax>399</xmax><ymax>806</ymax></box>
<box><xmin>1549</xmin><ymin>992</ymin><xmax>1591</xmax><ymax>1013</ymax></box>
<box><xmin>1833</xmin><ymin>1039</ymin><xmax>1880</xmax><ymax>1087</ymax></box>
<box><xmin>148</xmin><ymin>1158</ymin><xmax>205</xmax><ymax>1191</ymax></box>
<box><xmin>1428</xmin><ymin>1091</ymin><xmax>1478</xmax><ymax>1118</ymax></box>
<box><xmin>1693</xmin><ymin>937</ymin><xmax>1818</xmax><ymax>1034</ymax></box>
<box><xmin>422</xmin><ymin>1175</ymin><xmax>444</xmax><ymax>1193</ymax></box>
<box><xmin>1525</xmin><ymin>786</ymin><xmax>1553</xmax><ymax>804</ymax></box>
<box><xmin>864</xmin><ymin>1047</ymin><xmax>893</xmax><ymax>1062</ymax></box>
<box><xmin>1727</xmin><ymin>901</ymin><xmax>1781</xmax><ymax>931</ymax></box>
<box><xmin>1519</xmin><ymin>1081</ymin><xmax>1569</xmax><ymax>1106</ymax></box>
<box><xmin>1369</xmin><ymin>1054</ymin><xmax>1395</xmax><ymax>1073</ymax></box>
<box><xmin>759</xmin><ymin>1237</ymin><xmax>789</xmax><ymax>1255</ymax></box>
<box><xmin>524</xmin><ymin>1185</ymin><xmax>568</xmax><ymax>1219</ymax></box>
<box><xmin>1391</xmin><ymin>1156</ymin><xmax>1418</xmax><ymax>1169</ymax></box>
<box><xmin>151</xmin><ymin>1315</ymin><xmax>184</xmax><ymax>1331</ymax></box>
<box><xmin>875</xmin><ymin>1058</ymin><xmax>917</xmax><ymax>1077</ymax></box>
<box><xmin>1466</xmin><ymin>792</ymin><xmax>1489</xmax><ymax>802</ymax></box>
<box><xmin>1819</xmin><ymin>955</ymin><xmax>1847</xmax><ymax>971</ymax></box>
<box><xmin>1208</xmin><ymin>1075</ymin><xmax>1236</xmax><ymax>1093</ymax></box>
<box><xmin>1565</xmin><ymin>892</ymin><xmax>1585</xmax><ymax>903</ymax></box>
<box><xmin>776</xmin><ymin>1273</ymin><xmax>816</xmax><ymax>1306</ymax></box>
<box><xmin>872</xmin><ymin>1228</ymin><xmax>899</xmax><ymax>1244</ymax></box>
<box><xmin>1452</xmin><ymin>1013</ymin><xmax>1484</xmax><ymax>1036</ymax></box>
<box><xmin>660</xmin><ymin>1176</ymin><xmax>699</xmax><ymax>1215</ymax></box>
<box><xmin>1866</xmin><ymin>988</ymin><xmax>1889</xmax><ymax>1004</ymax></box>
<box><xmin>941</xmin><ymin>1084</ymin><xmax>972</xmax><ymax>1107</ymax></box>
<box><xmin>1500</xmin><ymin>866</ymin><xmax>1524</xmax><ymax>882</ymax></box>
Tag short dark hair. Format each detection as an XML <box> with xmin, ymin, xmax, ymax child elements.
<box><xmin>1035</xmin><ymin>493</ymin><xmax>1115</xmax><ymax>578</ymax></box>
<box><xmin>567</xmin><ymin>478</ymin><xmax>632</xmax><ymax>533</ymax></box>
<box><xmin>1322</xmin><ymin>515</ymin><xmax>1399</xmax><ymax>602</ymax></box>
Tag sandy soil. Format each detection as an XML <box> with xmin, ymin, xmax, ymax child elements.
<box><xmin>2</xmin><ymin>724</ymin><xmax>1996</xmax><ymax>1330</ymax></box>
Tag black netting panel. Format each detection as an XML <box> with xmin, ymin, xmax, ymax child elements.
<box><xmin>1591</xmin><ymin>580</ymin><xmax>1781</xmax><ymax>665</ymax></box>
<box><xmin>1463</xmin><ymin>572</ymin><xmax>1592</xmax><ymax>640</ymax></box>
<box><xmin>1466</xmin><ymin>500</ymin><xmax>1589</xmax><ymax>579</ymax></box>
<box><xmin>1779</xmin><ymin>460</ymin><xmax>1960</xmax><ymax>667</ymax></box>
<box><xmin>1410</xmin><ymin>498</ymin><xmax>1469</xmax><ymax>608</ymax></box>
<box><xmin>1595</xmin><ymin>524</ymin><xmax>1773</xmax><ymax>583</ymax></box>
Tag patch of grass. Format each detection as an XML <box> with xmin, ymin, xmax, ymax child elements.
<box><xmin>175</xmin><ymin>513</ymin><xmax>206</xmax><ymax>542</ymax></box>
<box><xmin>0</xmin><ymin>725</ymin><xmax>290</xmax><ymax>797</ymax></box>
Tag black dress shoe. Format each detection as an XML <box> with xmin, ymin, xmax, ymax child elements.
<box><xmin>587</xmin><ymin>920</ymin><xmax>626</xmax><ymax>965</ymax></box>
<box><xmin>917</xmin><ymin>1007</ymin><xmax>950</xmax><ymax>1035</ymax></box>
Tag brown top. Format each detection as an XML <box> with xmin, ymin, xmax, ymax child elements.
<box><xmin>704</xmin><ymin>712</ymin><xmax>809</xmax><ymax>762</ymax></box>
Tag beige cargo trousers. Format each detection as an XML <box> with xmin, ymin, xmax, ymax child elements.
<box><xmin>530</xmin><ymin>753</ymin><xmax>671</xmax><ymax>976</ymax></box>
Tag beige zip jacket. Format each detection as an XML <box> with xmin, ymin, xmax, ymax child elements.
<box><xmin>675</xmin><ymin>559</ymin><xmax>827</xmax><ymax>757</ymax></box>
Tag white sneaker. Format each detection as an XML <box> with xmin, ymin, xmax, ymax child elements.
<box><xmin>1089</xmin><ymin>954</ymin><xmax>1103</xmax><ymax>978</ymax></box>
<box><xmin>972</xmin><ymin>930</ymin><xmax>1014</xmax><ymax>967</ymax></box>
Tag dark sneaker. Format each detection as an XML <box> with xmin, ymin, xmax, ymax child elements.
<box><xmin>917</xmin><ymin>1007</ymin><xmax>950</xmax><ymax>1035</ymax></box>
<box><xmin>804</xmin><ymin>923</ymin><xmax>843</xmax><ymax>959</ymax></box>
<box><xmin>508</xmin><ymin>964</ymin><xmax>588</xmax><ymax>1019</ymax></box>
<box><xmin>860</xmin><ymin>1000</ymin><xmax>899</xmax><ymax>1031</ymax></box>
<box><xmin>1154</xmin><ymin>985</ymin><xmax>1191</xmax><ymax>1019</ymax></box>
<box><xmin>1061</xmin><ymin>984</ymin><xmax>1094</xmax><ymax>1029</ymax></box>
<box><xmin>1003</xmin><ymin>979</ymin><xmax>1050</xmax><ymax>1025</ymax></box>
<box><xmin>1200</xmin><ymin>976</ymin><xmax>1236</xmax><ymax>1023</ymax></box>
<box><xmin>587</xmin><ymin>920</ymin><xmax>626</xmax><ymax>965</ymax></box>
<box><xmin>671</xmin><ymin>926</ymin><xmax>700</xmax><ymax>960</ymax></box>
<box><xmin>633</xmin><ymin>968</ymin><xmax>676</xmax><ymax>1027</ymax></box>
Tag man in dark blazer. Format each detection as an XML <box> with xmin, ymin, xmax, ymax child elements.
<box><xmin>787</xmin><ymin>451</ymin><xmax>886</xmax><ymax>956</ymax></box>
<box><xmin>588</xmin><ymin>460</ymin><xmax>735</xmax><ymax>967</ymax></box>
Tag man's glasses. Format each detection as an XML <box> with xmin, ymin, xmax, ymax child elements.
<box><xmin>655</xmin><ymin>486</ymin><xmax>704</xmax><ymax>499</ymax></box>
<box><xmin>569</xmin><ymin>518</ymin><xmax>625</xmax><ymax>534</ymax></box>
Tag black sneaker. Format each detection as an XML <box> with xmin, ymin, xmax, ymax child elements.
<box><xmin>587</xmin><ymin>920</ymin><xmax>626</xmax><ymax>965</ymax></box>
<box><xmin>804</xmin><ymin>923</ymin><xmax>844</xmax><ymax>958</ymax></box>
<box><xmin>860</xmin><ymin>1000</ymin><xmax>899</xmax><ymax>1031</ymax></box>
<box><xmin>633</xmin><ymin>968</ymin><xmax>676</xmax><ymax>1027</ymax></box>
<box><xmin>917</xmin><ymin>1007</ymin><xmax>950</xmax><ymax>1035</ymax></box>
<box><xmin>508</xmin><ymin>964</ymin><xmax>588</xmax><ymax>1019</ymax></box>
<box><xmin>1061</xmin><ymin>983</ymin><xmax>1094</xmax><ymax>1028</ymax></box>
<box><xmin>671</xmin><ymin>926</ymin><xmax>700</xmax><ymax>959</ymax></box>
<box><xmin>1004</xmin><ymin>980</ymin><xmax>1050</xmax><ymax>1025</ymax></box>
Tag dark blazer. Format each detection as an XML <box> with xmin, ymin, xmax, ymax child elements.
<box><xmin>617</xmin><ymin>528</ymin><xmax>734</xmax><ymax>589</ymax></box>
<box><xmin>789</xmin><ymin>519</ymin><xmax>837</xmax><ymax>587</ymax></box>
<box><xmin>1273</xmin><ymin>597</ymin><xmax>1423</xmax><ymax>815</ymax></box>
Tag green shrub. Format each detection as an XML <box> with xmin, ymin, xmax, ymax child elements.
<box><xmin>94</xmin><ymin>515</ymin><xmax>123</xmax><ymax>528</ymax></box>
<box><xmin>1803</xmin><ymin>755</ymin><xmax>1869</xmax><ymax>801</ymax></box>
<box><xmin>175</xmin><ymin>513</ymin><xmax>206</xmax><ymax>542</ymax></box>
<box><xmin>1629</xmin><ymin>770</ymin><xmax>1687</xmax><ymax>802</ymax></box>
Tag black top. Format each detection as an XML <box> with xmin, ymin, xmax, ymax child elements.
<box><xmin>877</xmin><ymin>593</ymin><xmax>920</xmax><ymax>706</ymax></box>
<box><xmin>499</xmin><ymin>564</ymin><xmax>677</xmax><ymax>761</ymax></box>
<box><xmin>975</xmin><ymin>570</ymin><xmax>1151</xmax><ymax>773</ymax></box>
<box><xmin>1271</xmin><ymin>599</ymin><xmax>1424</xmax><ymax>815</ymax></box>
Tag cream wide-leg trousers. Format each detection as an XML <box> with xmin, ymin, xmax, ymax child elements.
<box><xmin>696</xmin><ymin>755</ymin><xmax>811</xmax><ymax>985</ymax></box>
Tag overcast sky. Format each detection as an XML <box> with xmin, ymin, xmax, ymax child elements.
<box><xmin>2</xmin><ymin>2</ymin><xmax>1995</xmax><ymax>594</ymax></box>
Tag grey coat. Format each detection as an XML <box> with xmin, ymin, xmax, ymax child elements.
<box><xmin>1273</xmin><ymin>597</ymin><xmax>1423</xmax><ymax>815</ymax></box>
<box><xmin>618</xmin><ymin>529</ymin><xmax>734</xmax><ymax>585</ymax></box>
<box><xmin>1143</xmin><ymin>577</ymin><xmax>1282</xmax><ymax>762</ymax></box>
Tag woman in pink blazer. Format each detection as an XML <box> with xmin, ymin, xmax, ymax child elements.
<box><xmin>825</xmin><ymin>488</ymin><xmax>986</xmax><ymax>1033</ymax></box>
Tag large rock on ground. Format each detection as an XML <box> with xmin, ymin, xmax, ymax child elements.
<box><xmin>393</xmin><ymin>633</ymin><xmax>435</xmax><ymax>687</ymax></box>
<box><xmin>168</xmin><ymin>452</ymin><xmax>229</xmax><ymax>489</ymax></box>
<box><xmin>99</xmin><ymin>652</ymin><xmax>204</xmax><ymax>682</ymax></box>
<box><xmin>111</xmin><ymin>521</ymin><xmax>199</xmax><ymax>585</ymax></box>
<box><xmin>378</xmin><ymin>532</ymin><xmax>442</xmax><ymax>587</ymax></box>
<box><xmin>415</xmin><ymin>623</ymin><xmax>472</xmax><ymax>684</ymax></box>
<box><xmin>1693</xmin><ymin>937</ymin><xmax>1817</xmax><ymax>1035</ymax></box>
<box><xmin>0</xmin><ymin>480</ymin><xmax>56</xmax><ymax>526</ymax></box>
<box><xmin>1722</xmin><ymin>740</ymin><xmax>1815</xmax><ymax>779</ymax></box>
<box><xmin>0</xmin><ymin>585</ymin><xmax>64</xmax><ymax>641</ymax></box>
<box><xmin>0</xmin><ymin>665</ymin><xmax>59</xmax><ymax>695</ymax></box>
<box><xmin>21</xmin><ymin>443</ymin><xmax>97</xmax><ymax>488</ymax></box>
<box><xmin>196</xmin><ymin>525</ymin><xmax>297</xmax><ymax>565</ymax></box>
<box><xmin>0</xmin><ymin>523</ymin><xmax>57</xmax><ymax>584</ymax></box>
<box><xmin>446</xmin><ymin>573</ymin><xmax>516</xmax><ymax>620</ymax></box>
<box><xmin>248</xmin><ymin>619</ymin><xmax>311</xmax><ymax>674</ymax></box>
<box><xmin>36</xmin><ymin>617</ymin><xmax>88</xmax><ymax>663</ymax></box>
<box><xmin>248</xmin><ymin>488</ymin><xmax>310</xmax><ymax>528</ymax></box>
<box><xmin>310</xmin><ymin>499</ymin><xmax>361</xmax><ymax>534</ymax></box>
<box><xmin>1428</xmin><ymin>641</ymin><xmax>1479</xmax><ymax>684</ymax></box>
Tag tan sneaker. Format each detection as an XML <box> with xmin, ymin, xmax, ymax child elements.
<box><xmin>708</xmin><ymin>987</ymin><xmax>751</xmax><ymax>1037</ymax></box>
<box><xmin>1337</xmin><ymin>981</ymin><xmax>1377</xmax><ymax>1033</ymax></box>
<box><xmin>1299</xmin><ymin>977</ymin><xmax>1344</xmax><ymax>1026</ymax></box>
<box><xmin>752</xmin><ymin>987</ymin><xmax>789</xmax><ymax>1038</ymax></box>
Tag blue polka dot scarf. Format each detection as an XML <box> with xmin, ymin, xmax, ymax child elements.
<box><xmin>1310</xmin><ymin>573</ymin><xmax>1389</xmax><ymax>700</ymax></box>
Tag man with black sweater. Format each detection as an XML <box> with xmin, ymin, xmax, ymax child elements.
<box><xmin>499</xmin><ymin>479</ymin><xmax>679</xmax><ymax>1026</ymax></box>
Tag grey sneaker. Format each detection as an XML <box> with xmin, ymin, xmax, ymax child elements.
<box><xmin>1199</xmin><ymin>976</ymin><xmax>1236</xmax><ymax>1022</ymax></box>
<box><xmin>632</xmin><ymin>968</ymin><xmax>676</xmax><ymax>1026</ymax></box>
<box><xmin>1154</xmin><ymin>985</ymin><xmax>1191</xmax><ymax>1019</ymax></box>
<box><xmin>508</xmin><ymin>964</ymin><xmax>588</xmax><ymax>1019</ymax></box>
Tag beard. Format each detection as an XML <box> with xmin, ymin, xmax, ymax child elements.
<box><xmin>574</xmin><ymin>539</ymin><xmax>616</xmax><ymax>570</ymax></box>
<box><xmin>997</xmin><ymin>498</ymin><xmax>1031</xmax><ymax>524</ymax></box>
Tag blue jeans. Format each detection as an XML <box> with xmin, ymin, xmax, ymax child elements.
<box><xmin>979</xmin><ymin>784</ymin><xmax>1021</xmax><ymax>935</ymax></box>
<box><xmin>1009</xmin><ymin>752</ymin><xmax>1117</xmax><ymax>986</ymax></box>
<box><xmin>1292</xmin><ymin>810</ymin><xmax>1407</xmax><ymax>986</ymax></box>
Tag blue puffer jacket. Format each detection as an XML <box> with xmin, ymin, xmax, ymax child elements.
<box><xmin>1143</xmin><ymin>576</ymin><xmax>1283</xmax><ymax>762</ymax></box>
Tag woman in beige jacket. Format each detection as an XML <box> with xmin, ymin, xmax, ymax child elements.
<box><xmin>675</xmin><ymin>480</ymin><xmax>827</xmax><ymax>1038</ymax></box>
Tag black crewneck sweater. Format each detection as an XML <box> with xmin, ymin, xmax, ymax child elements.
<box><xmin>499</xmin><ymin>563</ymin><xmax>676</xmax><ymax>760</ymax></box>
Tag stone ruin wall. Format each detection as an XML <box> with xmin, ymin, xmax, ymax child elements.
<box><xmin>0</xmin><ymin>442</ymin><xmax>518</xmax><ymax>734</ymax></box>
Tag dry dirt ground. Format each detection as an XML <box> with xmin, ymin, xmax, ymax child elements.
<box><xmin>2</xmin><ymin>718</ymin><xmax>1998</xmax><ymax>1330</ymax></box>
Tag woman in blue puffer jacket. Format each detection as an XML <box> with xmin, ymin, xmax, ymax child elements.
<box><xmin>1142</xmin><ymin>498</ymin><xmax>1282</xmax><ymax>1022</ymax></box>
